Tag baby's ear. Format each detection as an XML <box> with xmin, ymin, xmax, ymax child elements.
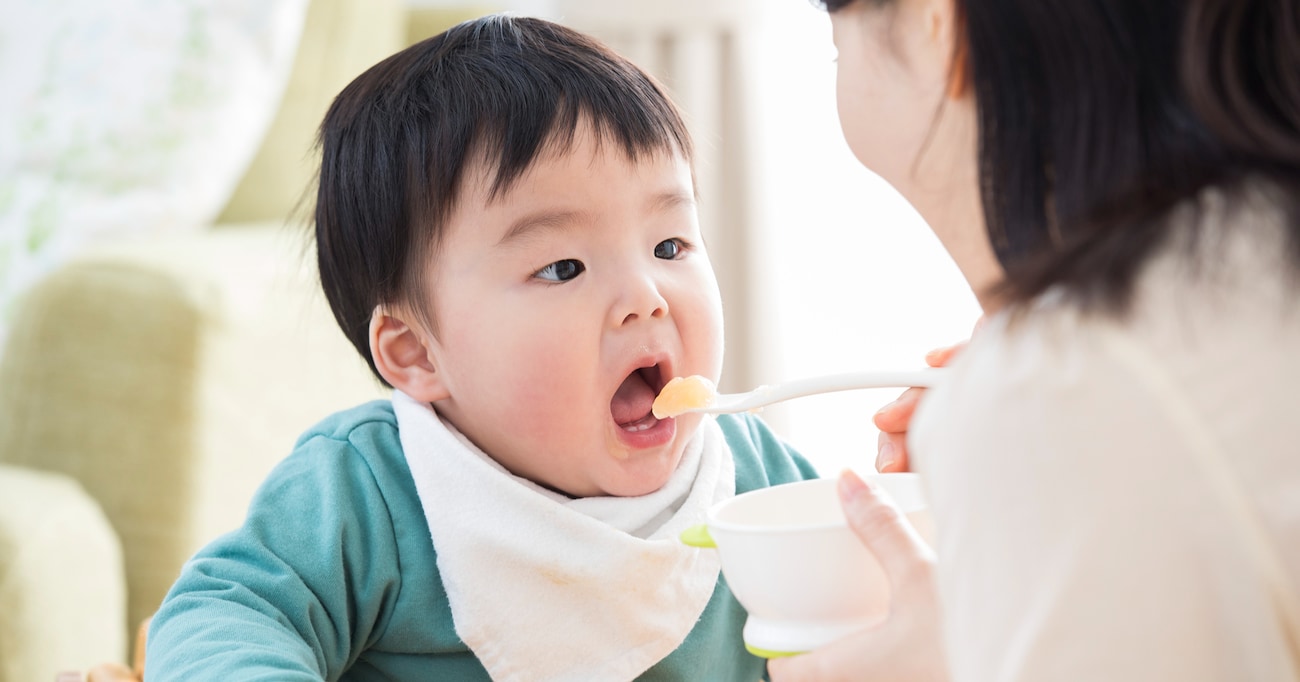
<box><xmin>369</xmin><ymin>307</ymin><xmax>450</xmax><ymax>402</ymax></box>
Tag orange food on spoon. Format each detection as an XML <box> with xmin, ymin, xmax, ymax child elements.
<box><xmin>652</xmin><ymin>375</ymin><xmax>717</xmax><ymax>419</ymax></box>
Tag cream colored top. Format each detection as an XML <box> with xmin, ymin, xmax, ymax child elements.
<box><xmin>911</xmin><ymin>186</ymin><xmax>1300</xmax><ymax>680</ymax></box>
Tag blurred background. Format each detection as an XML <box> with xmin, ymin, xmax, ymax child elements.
<box><xmin>0</xmin><ymin>0</ymin><xmax>978</xmax><ymax>678</ymax></box>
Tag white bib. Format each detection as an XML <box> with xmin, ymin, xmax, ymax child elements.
<box><xmin>392</xmin><ymin>390</ymin><xmax>735</xmax><ymax>681</ymax></box>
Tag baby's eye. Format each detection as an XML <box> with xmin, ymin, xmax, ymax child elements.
<box><xmin>654</xmin><ymin>238</ymin><xmax>686</xmax><ymax>260</ymax></box>
<box><xmin>534</xmin><ymin>259</ymin><xmax>585</xmax><ymax>282</ymax></box>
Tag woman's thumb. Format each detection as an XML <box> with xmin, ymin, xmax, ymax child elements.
<box><xmin>838</xmin><ymin>470</ymin><xmax>934</xmax><ymax>588</ymax></box>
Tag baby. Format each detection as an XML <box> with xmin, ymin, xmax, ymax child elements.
<box><xmin>146</xmin><ymin>14</ymin><xmax>817</xmax><ymax>681</ymax></box>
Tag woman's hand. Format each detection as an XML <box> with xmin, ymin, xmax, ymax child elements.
<box><xmin>874</xmin><ymin>322</ymin><xmax>979</xmax><ymax>473</ymax></box>
<box><xmin>767</xmin><ymin>471</ymin><xmax>948</xmax><ymax>682</ymax></box>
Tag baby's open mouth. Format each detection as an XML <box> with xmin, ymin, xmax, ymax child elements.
<box><xmin>611</xmin><ymin>364</ymin><xmax>665</xmax><ymax>431</ymax></box>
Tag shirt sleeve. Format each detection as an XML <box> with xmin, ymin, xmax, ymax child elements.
<box><xmin>912</xmin><ymin>315</ymin><xmax>1296</xmax><ymax>681</ymax></box>
<box><xmin>145</xmin><ymin>429</ymin><xmax>404</xmax><ymax>681</ymax></box>
<box><xmin>717</xmin><ymin>413</ymin><xmax>821</xmax><ymax>493</ymax></box>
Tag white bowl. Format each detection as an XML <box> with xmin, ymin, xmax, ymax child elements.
<box><xmin>682</xmin><ymin>473</ymin><xmax>933</xmax><ymax>657</ymax></box>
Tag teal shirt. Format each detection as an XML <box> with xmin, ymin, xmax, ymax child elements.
<box><xmin>147</xmin><ymin>401</ymin><xmax>818</xmax><ymax>681</ymax></box>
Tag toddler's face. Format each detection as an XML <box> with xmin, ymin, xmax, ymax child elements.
<box><xmin>422</xmin><ymin>124</ymin><xmax>724</xmax><ymax>497</ymax></box>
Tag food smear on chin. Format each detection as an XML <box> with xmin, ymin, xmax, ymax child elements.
<box><xmin>652</xmin><ymin>375</ymin><xmax>717</xmax><ymax>419</ymax></box>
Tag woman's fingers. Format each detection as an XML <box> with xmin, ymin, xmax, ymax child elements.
<box><xmin>924</xmin><ymin>342</ymin><xmax>964</xmax><ymax>368</ymax></box>
<box><xmin>873</xmin><ymin>388</ymin><xmax>921</xmax><ymax>472</ymax></box>
<box><xmin>873</xmin><ymin>388</ymin><xmax>922</xmax><ymax>433</ymax></box>
<box><xmin>872</xmin><ymin>338</ymin><xmax>970</xmax><ymax>473</ymax></box>
<box><xmin>838</xmin><ymin>471</ymin><xmax>935</xmax><ymax>586</ymax></box>
<box><xmin>876</xmin><ymin>430</ymin><xmax>909</xmax><ymax>473</ymax></box>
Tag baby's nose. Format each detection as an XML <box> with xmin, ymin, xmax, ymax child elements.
<box><xmin>614</xmin><ymin>275</ymin><xmax>669</xmax><ymax>326</ymax></box>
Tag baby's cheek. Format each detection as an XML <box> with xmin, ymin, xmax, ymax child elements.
<box><xmin>508</xmin><ymin>384</ymin><xmax>569</xmax><ymax>431</ymax></box>
<box><xmin>499</xmin><ymin>348</ymin><xmax>593</xmax><ymax>427</ymax></box>
<box><xmin>683</xmin><ymin>289</ymin><xmax>726</xmax><ymax>379</ymax></box>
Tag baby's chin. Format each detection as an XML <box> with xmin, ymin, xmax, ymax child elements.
<box><xmin>539</xmin><ymin>458</ymin><xmax>678</xmax><ymax>498</ymax></box>
<box><xmin>599</xmin><ymin>446</ymin><xmax>690</xmax><ymax>498</ymax></box>
<box><xmin>604</xmin><ymin>475</ymin><xmax>674</xmax><ymax>498</ymax></box>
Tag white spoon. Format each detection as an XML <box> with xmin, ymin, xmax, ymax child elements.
<box><xmin>653</xmin><ymin>369</ymin><xmax>947</xmax><ymax>418</ymax></box>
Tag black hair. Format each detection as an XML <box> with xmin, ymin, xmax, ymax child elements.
<box><xmin>314</xmin><ymin>14</ymin><xmax>693</xmax><ymax>384</ymax></box>
<box><xmin>817</xmin><ymin>0</ymin><xmax>1300</xmax><ymax>311</ymax></box>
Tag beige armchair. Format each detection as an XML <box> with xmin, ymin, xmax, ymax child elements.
<box><xmin>0</xmin><ymin>2</ymin><xmax>490</xmax><ymax>680</ymax></box>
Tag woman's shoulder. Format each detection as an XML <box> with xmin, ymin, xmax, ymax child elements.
<box><xmin>942</xmin><ymin>180</ymin><xmax>1300</xmax><ymax>432</ymax></box>
<box><xmin>914</xmin><ymin>249</ymin><xmax>1300</xmax><ymax>471</ymax></box>
<box><xmin>910</xmin><ymin>191</ymin><xmax>1300</xmax><ymax>555</ymax></box>
<box><xmin>909</xmin><ymin>306</ymin><xmax>1147</xmax><ymax>476</ymax></box>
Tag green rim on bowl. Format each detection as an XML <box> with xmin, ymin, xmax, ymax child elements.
<box><xmin>746</xmin><ymin>643</ymin><xmax>802</xmax><ymax>659</ymax></box>
<box><xmin>678</xmin><ymin>524</ymin><xmax>715</xmax><ymax>548</ymax></box>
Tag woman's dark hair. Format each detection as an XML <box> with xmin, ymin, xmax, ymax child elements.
<box><xmin>315</xmin><ymin>14</ymin><xmax>692</xmax><ymax>384</ymax></box>
<box><xmin>820</xmin><ymin>0</ymin><xmax>1300</xmax><ymax>311</ymax></box>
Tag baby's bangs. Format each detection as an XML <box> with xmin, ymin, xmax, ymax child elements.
<box><xmin>451</xmin><ymin>18</ymin><xmax>692</xmax><ymax>201</ymax></box>
<box><xmin>479</xmin><ymin>96</ymin><xmax>692</xmax><ymax>201</ymax></box>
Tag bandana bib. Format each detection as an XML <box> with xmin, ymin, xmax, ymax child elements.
<box><xmin>392</xmin><ymin>390</ymin><xmax>735</xmax><ymax>681</ymax></box>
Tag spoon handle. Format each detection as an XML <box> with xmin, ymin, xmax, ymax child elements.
<box><xmin>699</xmin><ymin>369</ymin><xmax>946</xmax><ymax>414</ymax></box>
